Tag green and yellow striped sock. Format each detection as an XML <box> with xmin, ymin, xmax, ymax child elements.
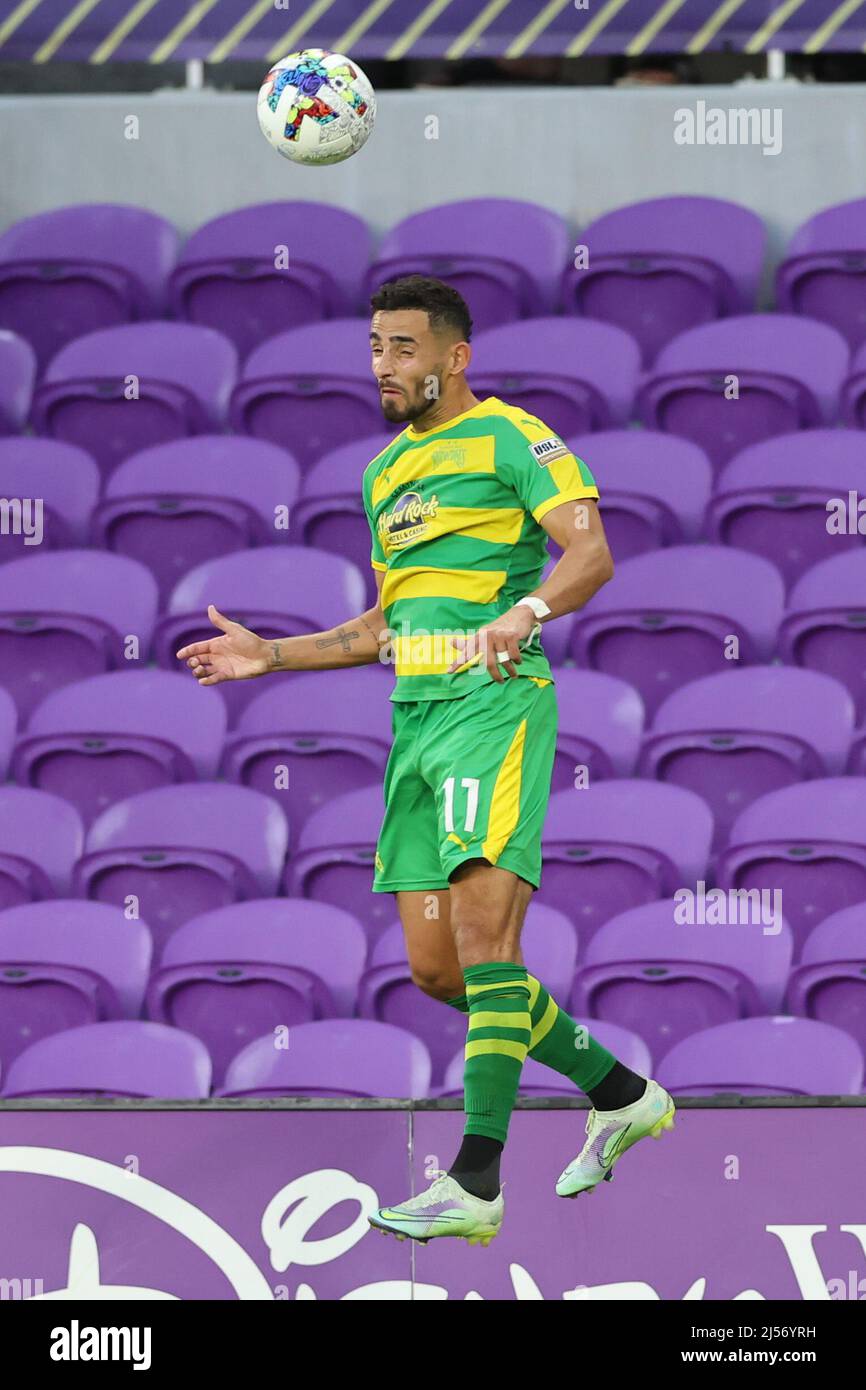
<box><xmin>462</xmin><ymin>962</ymin><xmax>531</xmax><ymax>1143</ymax></box>
<box><xmin>447</xmin><ymin>973</ymin><xmax>617</xmax><ymax>1094</ymax></box>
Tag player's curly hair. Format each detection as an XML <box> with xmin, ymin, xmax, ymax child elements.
<box><xmin>370</xmin><ymin>274</ymin><xmax>473</xmax><ymax>342</ymax></box>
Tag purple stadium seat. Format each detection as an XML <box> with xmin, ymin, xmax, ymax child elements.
<box><xmin>92</xmin><ymin>435</ymin><xmax>301</xmax><ymax>601</ymax></box>
<box><xmin>0</xmin><ymin>330</ymin><xmax>36</xmax><ymax>435</ymax></box>
<box><xmin>358</xmin><ymin>903</ymin><xmax>578</xmax><ymax>1086</ymax></box>
<box><xmin>0</xmin><ymin>549</ymin><xmax>158</xmax><ymax>720</ymax></box>
<box><xmin>786</xmin><ymin>902</ymin><xmax>866</xmax><ymax>1054</ymax></box>
<box><xmin>707</xmin><ymin>430</ymin><xmax>866</xmax><ymax>589</ymax></box>
<box><xmin>160</xmin><ymin>544</ymin><xmax>367</xmax><ymax>724</ymax></box>
<box><xmin>839</xmin><ymin>340</ymin><xmax>866</xmax><ymax>425</ymax></box>
<box><xmin>539</xmin><ymin>780</ymin><xmax>713</xmax><ymax>942</ymax></box>
<box><xmin>550</xmin><ymin>668</ymin><xmax>644</xmax><ymax>787</ymax></box>
<box><xmin>294</xmin><ymin>432</ymin><xmax>397</xmax><ymax>606</ymax></box>
<box><xmin>168</xmin><ymin>202</ymin><xmax>371</xmax><ymax>358</ymax></box>
<box><xmin>640</xmin><ymin>667</ymin><xmax>855</xmax><ymax>849</ymax></box>
<box><xmin>438</xmin><ymin>1019</ymin><xmax>653</xmax><ymax>1098</ymax></box>
<box><xmin>74</xmin><ymin>782</ymin><xmax>289</xmax><ymax>957</ymax></box>
<box><xmin>716</xmin><ymin>778</ymin><xmax>866</xmax><ymax>959</ymax></box>
<box><xmin>571</xmin><ymin>898</ymin><xmax>792</xmax><ymax>1060</ymax></box>
<box><xmin>469</xmin><ymin>318</ymin><xmax>639</xmax><ymax>436</ymax></box>
<box><xmin>0</xmin><ymin>687</ymin><xmax>15</xmax><ymax>781</ymax></box>
<box><xmin>1</xmin><ymin>1020</ymin><xmax>212</xmax><ymax>1099</ymax></box>
<box><xmin>0</xmin><ymin>438</ymin><xmax>100</xmax><ymax>558</ymax></box>
<box><xmin>217</xmin><ymin>1019</ymin><xmax>431</xmax><ymax>1099</ymax></box>
<box><xmin>0</xmin><ymin>787</ymin><xmax>83</xmax><ymax>908</ymax></box>
<box><xmin>287</xmin><ymin>785</ymin><xmax>390</xmax><ymax>944</ymax></box>
<box><xmin>31</xmin><ymin>322</ymin><xmax>238</xmax><ymax>479</ymax></box>
<box><xmin>146</xmin><ymin>899</ymin><xmax>367</xmax><ymax>1086</ymax></box>
<box><xmin>567</xmin><ymin>429</ymin><xmax>712</xmax><ymax>561</ymax></box>
<box><xmin>366</xmin><ymin>198</ymin><xmax>569</xmax><ymax>332</ymax></box>
<box><xmin>0</xmin><ymin>204</ymin><xmax>178</xmax><ymax>371</ymax></box>
<box><xmin>780</xmin><ymin>551</ymin><xmax>866</xmax><ymax>720</ymax></box>
<box><xmin>656</xmin><ymin>1016</ymin><xmax>864</xmax><ymax>1097</ymax></box>
<box><xmin>230</xmin><ymin>319</ymin><xmax>381</xmax><ymax>465</ymax></box>
<box><xmin>563</xmin><ymin>196</ymin><xmax>766</xmax><ymax>364</ymax></box>
<box><xmin>638</xmin><ymin>314</ymin><xmax>849</xmax><ymax>469</ymax></box>
<box><xmin>776</xmin><ymin>198</ymin><xmax>866</xmax><ymax>352</ymax></box>
<box><xmin>0</xmin><ymin>900</ymin><xmax>152</xmax><ymax>1066</ymax></box>
<box><xmin>570</xmin><ymin>544</ymin><xmax>785</xmax><ymax>719</ymax></box>
<box><xmin>14</xmin><ymin>670</ymin><xmax>228</xmax><ymax>826</ymax></box>
<box><xmin>222</xmin><ymin>667</ymin><xmax>394</xmax><ymax>843</ymax></box>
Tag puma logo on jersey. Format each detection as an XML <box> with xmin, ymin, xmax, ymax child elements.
<box><xmin>529</xmin><ymin>436</ymin><xmax>569</xmax><ymax>466</ymax></box>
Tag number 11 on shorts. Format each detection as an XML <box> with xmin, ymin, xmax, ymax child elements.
<box><xmin>442</xmin><ymin>776</ymin><xmax>480</xmax><ymax>832</ymax></box>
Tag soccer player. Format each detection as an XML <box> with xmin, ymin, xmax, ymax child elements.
<box><xmin>177</xmin><ymin>275</ymin><xmax>675</xmax><ymax>1246</ymax></box>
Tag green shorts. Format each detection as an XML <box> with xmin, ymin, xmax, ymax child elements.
<box><xmin>372</xmin><ymin>675</ymin><xmax>558</xmax><ymax>894</ymax></box>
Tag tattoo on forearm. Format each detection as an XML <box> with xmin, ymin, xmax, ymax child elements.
<box><xmin>270</xmin><ymin>642</ymin><xmax>283</xmax><ymax>668</ymax></box>
<box><xmin>361</xmin><ymin>615</ymin><xmax>384</xmax><ymax>648</ymax></box>
<box><xmin>316</xmin><ymin>626</ymin><xmax>359</xmax><ymax>654</ymax></box>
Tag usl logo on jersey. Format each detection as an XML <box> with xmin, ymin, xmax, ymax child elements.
<box><xmin>529</xmin><ymin>436</ymin><xmax>569</xmax><ymax>466</ymax></box>
<box><xmin>378</xmin><ymin>490</ymin><xmax>440</xmax><ymax>549</ymax></box>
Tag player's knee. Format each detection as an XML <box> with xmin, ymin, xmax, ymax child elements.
<box><xmin>409</xmin><ymin>964</ymin><xmax>463</xmax><ymax>1002</ymax></box>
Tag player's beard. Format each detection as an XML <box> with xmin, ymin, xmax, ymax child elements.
<box><xmin>379</xmin><ymin>378</ymin><xmax>441</xmax><ymax>424</ymax></box>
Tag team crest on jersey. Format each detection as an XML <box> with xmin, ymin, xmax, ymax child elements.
<box><xmin>378</xmin><ymin>490</ymin><xmax>440</xmax><ymax>549</ymax></box>
<box><xmin>429</xmin><ymin>445</ymin><xmax>466</xmax><ymax>469</ymax></box>
<box><xmin>529</xmin><ymin>436</ymin><xmax>569</xmax><ymax>466</ymax></box>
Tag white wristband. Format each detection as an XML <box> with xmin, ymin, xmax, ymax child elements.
<box><xmin>517</xmin><ymin>595</ymin><xmax>552</xmax><ymax>621</ymax></box>
<box><xmin>492</xmin><ymin>596</ymin><xmax>551</xmax><ymax>662</ymax></box>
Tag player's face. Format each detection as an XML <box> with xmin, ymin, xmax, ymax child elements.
<box><xmin>370</xmin><ymin>309</ymin><xmax>448</xmax><ymax>423</ymax></box>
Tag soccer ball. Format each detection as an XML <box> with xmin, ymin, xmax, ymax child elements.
<box><xmin>257</xmin><ymin>48</ymin><xmax>376</xmax><ymax>166</ymax></box>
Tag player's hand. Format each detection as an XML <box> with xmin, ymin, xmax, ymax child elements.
<box><xmin>176</xmin><ymin>605</ymin><xmax>271</xmax><ymax>685</ymax></box>
<box><xmin>446</xmin><ymin>604</ymin><xmax>538</xmax><ymax>683</ymax></box>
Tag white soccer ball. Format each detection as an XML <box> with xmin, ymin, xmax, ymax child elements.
<box><xmin>257</xmin><ymin>48</ymin><xmax>376</xmax><ymax>166</ymax></box>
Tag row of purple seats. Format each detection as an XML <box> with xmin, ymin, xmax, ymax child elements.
<box><xmin>1</xmin><ymin>540</ymin><xmax>864</xmax><ymax>725</ymax></box>
<box><xmin>0</xmin><ymin>777</ymin><xmax>864</xmax><ymax>963</ymax></box>
<box><xmin>1</xmin><ymin>1014</ymin><xmax>861</xmax><ymax>1100</ymax></box>
<box><xmin>0</xmin><ymin>314</ymin><xmax>635</xmax><ymax>473</ymax></box>
<box><xmin>4</xmin><ymin>195</ymin><xmax>866</xmax><ymax>370</ymax></box>
<box><xmin>0</xmin><ymin>664</ymin><xmax>861</xmax><ymax>853</ymax></box>
<box><xmin>0</xmin><ymin>196</ymin><xmax>755</xmax><ymax>370</ymax></box>
<box><xmin>0</xmin><ymin>544</ymin><xmax>365</xmax><ymax>723</ymax></box>
<box><xmin>1</xmin><ymin>895</ymin><xmax>863</xmax><ymax>1089</ymax></box>
<box><xmin>568</xmin><ymin>543</ymin><xmax>866</xmax><ymax>720</ymax></box>
<box><xmin>354</xmin><ymin>903</ymin><xmax>866</xmax><ymax>1089</ymax></box>
<box><xmin>3</xmin><ymin>310</ymin><xmax>865</xmax><ymax>472</ymax></box>
<box><xmin>443</xmin><ymin>1017</ymin><xmax>864</xmax><ymax>1099</ymax></box>
<box><xmin>571</xmin><ymin>429</ymin><xmax>866</xmax><ymax>590</ymax></box>
<box><xmin>4</xmin><ymin>426</ymin><xmax>863</xmax><ymax>601</ymax></box>
<box><xmin>0</xmin><ymin>433</ymin><xmax>381</xmax><ymax>605</ymax></box>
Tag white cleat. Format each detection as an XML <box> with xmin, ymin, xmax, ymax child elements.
<box><xmin>556</xmin><ymin>1078</ymin><xmax>676</xmax><ymax>1198</ymax></box>
<box><xmin>369</xmin><ymin>1170</ymin><xmax>504</xmax><ymax>1245</ymax></box>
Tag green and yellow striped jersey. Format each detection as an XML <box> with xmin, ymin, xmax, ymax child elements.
<box><xmin>362</xmin><ymin>395</ymin><xmax>599</xmax><ymax>702</ymax></box>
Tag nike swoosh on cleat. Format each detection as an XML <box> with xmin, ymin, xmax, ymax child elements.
<box><xmin>376</xmin><ymin>1212</ymin><xmax>464</xmax><ymax>1224</ymax></box>
<box><xmin>597</xmin><ymin>1123</ymin><xmax>632</xmax><ymax>1169</ymax></box>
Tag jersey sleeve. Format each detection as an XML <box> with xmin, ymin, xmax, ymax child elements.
<box><xmin>362</xmin><ymin>469</ymin><xmax>387</xmax><ymax>572</ymax></box>
<box><xmin>499</xmin><ymin>415</ymin><xmax>599</xmax><ymax>524</ymax></box>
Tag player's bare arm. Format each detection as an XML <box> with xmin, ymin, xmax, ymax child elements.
<box><xmin>176</xmin><ymin>574</ymin><xmax>388</xmax><ymax>686</ymax></box>
<box><xmin>447</xmin><ymin>498</ymin><xmax>613</xmax><ymax>682</ymax></box>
